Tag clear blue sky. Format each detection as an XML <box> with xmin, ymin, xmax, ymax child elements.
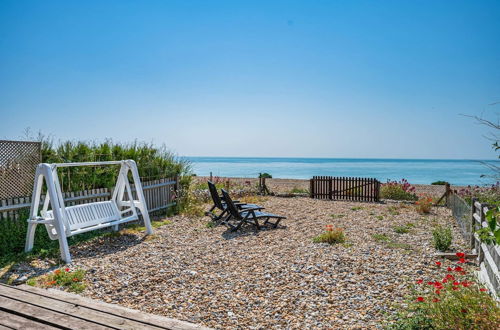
<box><xmin>1</xmin><ymin>0</ymin><xmax>499</xmax><ymax>159</ymax></box>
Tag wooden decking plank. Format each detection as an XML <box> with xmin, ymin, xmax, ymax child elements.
<box><xmin>17</xmin><ymin>284</ymin><xmax>209</xmax><ymax>330</ymax></box>
<box><xmin>0</xmin><ymin>296</ymin><xmax>109</xmax><ymax>330</ymax></box>
<box><xmin>0</xmin><ymin>284</ymin><xmax>164</xmax><ymax>330</ymax></box>
<box><xmin>0</xmin><ymin>309</ymin><xmax>59</xmax><ymax>330</ymax></box>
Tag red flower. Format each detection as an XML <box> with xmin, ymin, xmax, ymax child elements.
<box><xmin>72</xmin><ymin>278</ymin><xmax>79</xmax><ymax>282</ymax></box>
<box><xmin>453</xmin><ymin>281</ymin><xmax>459</xmax><ymax>286</ymax></box>
<box><xmin>435</xmin><ymin>289</ymin><xmax>441</xmax><ymax>295</ymax></box>
<box><xmin>432</xmin><ymin>298</ymin><xmax>440</xmax><ymax>303</ymax></box>
<box><xmin>462</xmin><ymin>281</ymin><xmax>471</xmax><ymax>287</ymax></box>
<box><xmin>457</xmin><ymin>258</ymin><xmax>466</xmax><ymax>264</ymax></box>
<box><xmin>461</xmin><ymin>309</ymin><xmax>467</xmax><ymax>314</ymax></box>
<box><xmin>452</xmin><ymin>286</ymin><xmax>460</xmax><ymax>291</ymax></box>
<box><xmin>427</xmin><ymin>281</ymin><xmax>434</xmax><ymax>285</ymax></box>
<box><xmin>445</xmin><ymin>274</ymin><xmax>454</xmax><ymax>280</ymax></box>
<box><xmin>480</xmin><ymin>288</ymin><xmax>488</xmax><ymax>292</ymax></box>
<box><xmin>447</xmin><ymin>267</ymin><xmax>453</xmax><ymax>272</ymax></box>
<box><xmin>54</xmin><ymin>269</ymin><xmax>61</xmax><ymax>275</ymax></box>
<box><xmin>416</xmin><ymin>297</ymin><xmax>424</xmax><ymax>302</ymax></box>
<box><xmin>435</xmin><ymin>261</ymin><xmax>442</xmax><ymax>267</ymax></box>
<box><xmin>442</xmin><ymin>278</ymin><xmax>448</xmax><ymax>283</ymax></box>
<box><xmin>454</xmin><ymin>266</ymin><xmax>463</xmax><ymax>272</ymax></box>
<box><xmin>65</xmin><ymin>268</ymin><xmax>70</xmax><ymax>272</ymax></box>
<box><xmin>416</xmin><ymin>279</ymin><xmax>423</xmax><ymax>284</ymax></box>
<box><xmin>456</xmin><ymin>252</ymin><xmax>465</xmax><ymax>258</ymax></box>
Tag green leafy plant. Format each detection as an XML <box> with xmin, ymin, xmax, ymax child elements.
<box><xmin>476</xmin><ymin>206</ymin><xmax>500</xmax><ymax>245</ymax></box>
<box><xmin>393</xmin><ymin>224</ymin><xmax>413</xmax><ymax>234</ymax></box>
<box><xmin>388</xmin><ymin>254</ymin><xmax>500</xmax><ymax>329</ymax></box>
<box><xmin>372</xmin><ymin>233</ymin><xmax>390</xmax><ymax>242</ymax></box>
<box><xmin>289</xmin><ymin>186</ymin><xmax>309</xmax><ymax>194</ymax></box>
<box><xmin>415</xmin><ymin>195</ymin><xmax>434</xmax><ymax>214</ymax></box>
<box><xmin>313</xmin><ymin>225</ymin><xmax>346</xmax><ymax>244</ymax></box>
<box><xmin>351</xmin><ymin>206</ymin><xmax>364</xmax><ymax>211</ymax></box>
<box><xmin>29</xmin><ymin>267</ymin><xmax>86</xmax><ymax>293</ymax></box>
<box><xmin>380</xmin><ymin>179</ymin><xmax>418</xmax><ymax>201</ymax></box>
<box><xmin>259</xmin><ymin>173</ymin><xmax>272</xmax><ymax>178</ymax></box>
<box><xmin>432</xmin><ymin>225</ymin><xmax>452</xmax><ymax>251</ymax></box>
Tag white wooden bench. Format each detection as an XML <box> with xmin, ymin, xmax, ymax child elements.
<box><xmin>25</xmin><ymin>160</ymin><xmax>153</xmax><ymax>263</ymax></box>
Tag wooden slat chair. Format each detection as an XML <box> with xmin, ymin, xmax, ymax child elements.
<box><xmin>221</xmin><ymin>189</ymin><xmax>286</xmax><ymax>231</ymax></box>
<box><xmin>205</xmin><ymin>181</ymin><xmax>264</xmax><ymax>225</ymax></box>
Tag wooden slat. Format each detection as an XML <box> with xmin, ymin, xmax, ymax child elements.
<box><xmin>0</xmin><ymin>295</ymin><xmax>108</xmax><ymax>330</ymax></box>
<box><xmin>0</xmin><ymin>309</ymin><xmax>59</xmax><ymax>330</ymax></box>
<box><xmin>0</xmin><ymin>285</ymin><xmax>165</xmax><ymax>330</ymax></box>
<box><xmin>16</xmin><ymin>285</ymin><xmax>208</xmax><ymax>330</ymax></box>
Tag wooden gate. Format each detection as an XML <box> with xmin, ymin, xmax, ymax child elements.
<box><xmin>310</xmin><ymin>176</ymin><xmax>380</xmax><ymax>202</ymax></box>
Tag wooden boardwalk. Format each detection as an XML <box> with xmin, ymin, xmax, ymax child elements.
<box><xmin>0</xmin><ymin>283</ymin><xmax>209</xmax><ymax>330</ymax></box>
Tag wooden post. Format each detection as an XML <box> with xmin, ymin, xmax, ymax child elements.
<box><xmin>309</xmin><ymin>178</ymin><xmax>314</xmax><ymax>198</ymax></box>
<box><xmin>328</xmin><ymin>177</ymin><xmax>333</xmax><ymax>200</ymax></box>
<box><xmin>209</xmin><ymin>172</ymin><xmax>213</xmax><ymax>181</ymax></box>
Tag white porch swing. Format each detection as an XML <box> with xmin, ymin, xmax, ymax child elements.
<box><xmin>25</xmin><ymin>160</ymin><xmax>153</xmax><ymax>263</ymax></box>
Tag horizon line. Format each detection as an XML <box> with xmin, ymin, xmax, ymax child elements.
<box><xmin>182</xmin><ymin>156</ymin><xmax>499</xmax><ymax>161</ymax></box>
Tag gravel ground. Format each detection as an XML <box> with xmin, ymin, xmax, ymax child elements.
<box><xmin>5</xmin><ymin>196</ymin><xmax>470</xmax><ymax>329</ymax></box>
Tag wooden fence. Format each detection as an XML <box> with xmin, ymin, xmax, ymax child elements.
<box><xmin>0</xmin><ymin>177</ymin><xmax>177</xmax><ymax>222</ymax></box>
<box><xmin>309</xmin><ymin>176</ymin><xmax>380</xmax><ymax>202</ymax></box>
<box><xmin>471</xmin><ymin>199</ymin><xmax>500</xmax><ymax>296</ymax></box>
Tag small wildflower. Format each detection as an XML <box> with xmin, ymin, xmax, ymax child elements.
<box><xmin>416</xmin><ymin>297</ymin><xmax>424</xmax><ymax>302</ymax></box>
<box><xmin>435</xmin><ymin>261</ymin><xmax>441</xmax><ymax>267</ymax></box>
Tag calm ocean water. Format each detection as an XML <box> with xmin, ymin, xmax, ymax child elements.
<box><xmin>185</xmin><ymin>157</ymin><xmax>500</xmax><ymax>186</ymax></box>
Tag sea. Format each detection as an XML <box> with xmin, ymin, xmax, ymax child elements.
<box><xmin>185</xmin><ymin>157</ymin><xmax>500</xmax><ymax>186</ymax></box>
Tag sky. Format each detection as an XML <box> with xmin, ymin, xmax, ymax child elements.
<box><xmin>1</xmin><ymin>0</ymin><xmax>500</xmax><ymax>159</ymax></box>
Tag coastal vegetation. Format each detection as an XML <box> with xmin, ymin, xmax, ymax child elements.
<box><xmin>388</xmin><ymin>255</ymin><xmax>500</xmax><ymax>329</ymax></box>
<box><xmin>313</xmin><ymin>225</ymin><xmax>346</xmax><ymax>244</ymax></box>
<box><xmin>432</xmin><ymin>225</ymin><xmax>453</xmax><ymax>252</ymax></box>
<box><xmin>380</xmin><ymin>179</ymin><xmax>418</xmax><ymax>201</ymax></box>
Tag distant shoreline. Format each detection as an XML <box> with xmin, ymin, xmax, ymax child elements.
<box><xmin>194</xmin><ymin>176</ymin><xmax>450</xmax><ymax>198</ymax></box>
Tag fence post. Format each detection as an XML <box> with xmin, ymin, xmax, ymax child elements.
<box><xmin>471</xmin><ymin>198</ymin><xmax>476</xmax><ymax>250</ymax></box>
<box><xmin>444</xmin><ymin>183</ymin><xmax>450</xmax><ymax>206</ymax></box>
<box><xmin>309</xmin><ymin>178</ymin><xmax>314</xmax><ymax>198</ymax></box>
<box><xmin>210</xmin><ymin>172</ymin><xmax>212</xmax><ymax>181</ymax></box>
<box><xmin>328</xmin><ymin>177</ymin><xmax>333</xmax><ymax>200</ymax></box>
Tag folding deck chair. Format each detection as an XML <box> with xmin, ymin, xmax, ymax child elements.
<box><xmin>221</xmin><ymin>189</ymin><xmax>286</xmax><ymax>231</ymax></box>
<box><xmin>206</xmin><ymin>181</ymin><xmax>264</xmax><ymax>225</ymax></box>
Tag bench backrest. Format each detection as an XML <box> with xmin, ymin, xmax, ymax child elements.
<box><xmin>47</xmin><ymin>201</ymin><xmax>123</xmax><ymax>231</ymax></box>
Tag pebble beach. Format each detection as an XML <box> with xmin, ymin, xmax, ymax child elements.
<box><xmin>21</xmin><ymin>195</ymin><xmax>466</xmax><ymax>329</ymax></box>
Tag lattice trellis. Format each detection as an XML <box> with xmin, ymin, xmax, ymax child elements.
<box><xmin>0</xmin><ymin>140</ymin><xmax>41</xmax><ymax>199</ymax></box>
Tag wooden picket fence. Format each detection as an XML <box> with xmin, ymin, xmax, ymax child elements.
<box><xmin>0</xmin><ymin>177</ymin><xmax>177</xmax><ymax>222</ymax></box>
<box><xmin>471</xmin><ymin>199</ymin><xmax>500</xmax><ymax>296</ymax></box>
<box><xmin>309</xmin><ymin>176</ymin><xmax>380</xmax><ymax>202</ymax></box>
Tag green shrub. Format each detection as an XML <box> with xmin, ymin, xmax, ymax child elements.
<box><xmin>431</xmin><ymin>180</ymin><xmax>449</xmax><ymax>185</ymax></box>
<box><xmin>380</xmin><ymin>179</ymin><xmax>417</xmax><ymax>201</ymax></box>
<box><xmin>388</xmin><ymin>259</ymin><xmax>500</xmax><ymax>329</ymax></box>
<box><xmin>432</xmin><ymin>225</ymin><xmax>452</xmax><ymax>251</ymax></box>
<box><xmin>259</xmin><ymin>173</ymin><xmax>272</xmax><ymax>178</ymax></box>
<box><xmin>29</xmin><ymin>267</ymin><xmax>86</xmax><ymax>293</ymax></box>
<box><xmin>313</xmin><ymin>226</ymin><xmax>345</xmax><ymax>244</ymax></box>
<box><xmin>289</xmin><ymin>186</ymin><xmax>308</xmax><ymax>194</ymax></box>
<box><xmin>35</xmin><ymin>133</ymin><xmax>191</xmax><ymax>191</ymax></box>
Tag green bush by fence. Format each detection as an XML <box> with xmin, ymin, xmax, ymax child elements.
<box><xmin>38</xmin><ymin>136</ymin><xmax>190</xmax><ymax>191</ymax></box>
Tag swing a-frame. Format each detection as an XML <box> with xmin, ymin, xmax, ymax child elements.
<box><xmin>25</xmin><ymin>160</ymin><xmax>153</xmax><ymax>263</ymax></box>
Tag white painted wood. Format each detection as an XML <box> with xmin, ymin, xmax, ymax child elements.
<box><xmin>24</xmin><ymin>160</ymin><xmax>153</xmax><ymax>263</ymax></box>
